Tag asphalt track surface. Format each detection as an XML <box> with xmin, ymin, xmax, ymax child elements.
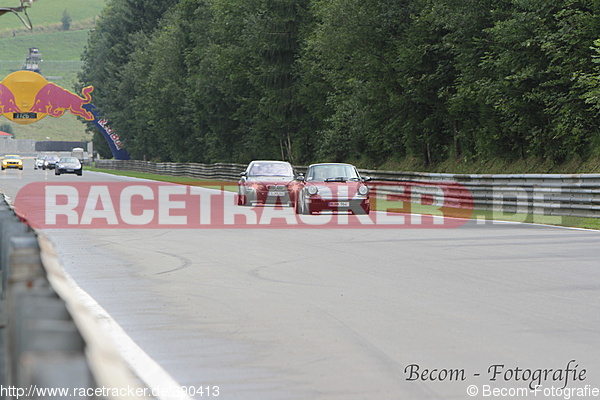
<box><xmin>2</xmin><ymin>160</ymin><xmax>600</xmax><ymax>399</ymax></box>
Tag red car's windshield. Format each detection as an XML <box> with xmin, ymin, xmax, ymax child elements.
<box><xmin>249</xmin><ymin>163</ymin><xmax>293</xmax><ymax>177</ymax></box>
<box><xmin>306</xmin><ymin>165</ymin><xmax>360</xmax><ymax>182</ymax></box>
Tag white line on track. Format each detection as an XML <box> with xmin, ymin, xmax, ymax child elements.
<box><xmin>62</xmin><ymin>271</ymin><xmax>194</xmax><ymax>400</ymax></box>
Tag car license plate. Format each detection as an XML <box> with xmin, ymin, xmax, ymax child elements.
<box><xmin>329</xmin><ymin>202</ymin><xmax>349</xmax><ymax>207</ymax></box>
<box><xmin>268</xmin><ymin>191</ymin><xmax>286</xmax><ymax>196</ymax></box>
<box><xmin>67</xmin><ymin>169</ymin><xmax>74</xmax><ymax>172</ymax></box>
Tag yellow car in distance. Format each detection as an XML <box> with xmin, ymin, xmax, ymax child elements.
<box><xmin>1</xmin><ymin>154</ymin><xmax>23</xmax><ymax>170</ymax></box>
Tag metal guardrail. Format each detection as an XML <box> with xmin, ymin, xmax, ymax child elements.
<box><xmin>0</xmin><ymin>193</ymin><xmax>146</xmax><ymax>400</ymax></box>
<box><xmin>95</xmin><ymin>159</ymin><xmax>246</xmax><ymax>181</ymax></box>
<box><xmin>361</xmin><ymin>169</ymin><xmax>600</xmax><ymax>219</ymax></box>
<box><xmin>94</xmin><ymin>160</ymin><xmax>600</xmax><ymax>218</ymax></box>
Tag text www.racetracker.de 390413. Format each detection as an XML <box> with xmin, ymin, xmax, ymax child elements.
<box><xmin>0</xmin><ymin>384</ymin><xmax>220</xmax><ymax>399</ymax></box>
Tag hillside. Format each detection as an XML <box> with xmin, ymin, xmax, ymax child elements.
<box><xmin>0</xmin><ymin>0</ymin><xmax>105</xmax><ymax>35</ymax></box>
<box><xmin>0</xmin><ymin>0</ymin><xmax>106</xmax><ymax>141</ymax></box>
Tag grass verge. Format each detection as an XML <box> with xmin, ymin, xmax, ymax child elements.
<box><xmin>87</xmin><ymin>166</ymin><xmax>600</xmax><ymax>230</ymax></box>
<box><xmin>374</xmin><ymin>197</ymin><xmax>600</xmax><ymax>230</ymax></box>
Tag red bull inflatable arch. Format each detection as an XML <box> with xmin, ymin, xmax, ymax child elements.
<box><xmin>0</xmin><ymin>71</ymin><xmax>130</xmax><ymax>160</ymax></box>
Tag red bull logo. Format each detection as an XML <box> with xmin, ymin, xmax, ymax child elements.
<box><xmin>0</xmin><ymin>83</ymin><xmax>20</xmax><ymax>114</ymax></box>
<box><xmin>0</xmin><ymin>71</ymin><xmax>94</xmax><ymax>124</ymax></box>
<box><xmin>29</xmin><ymin>83</ymin><xmax>94</xmax><ymax>120</ymax></box>
<box><xmin>0</xmin><ymin>70</ymin><xmax>130</xmax><ymax>159</ymax></box>
<box><xmin>98</xmin><ymin>118</ymin><xmax>124</xmax><ymax>150</ymax></box>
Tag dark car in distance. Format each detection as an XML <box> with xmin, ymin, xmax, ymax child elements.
<box><xmin>295</xmin><ymin>163</ymin><xmax>370</xmax><ymax>215</ymax></box>
<box><xmin>55</xmin><ymin>157</ymin><xmax>83</xmax><ymax>176</ymax></box>
<box><xmin>43</xmin><ymin>155</ymin><xmax>60</xmax><ymax>170</ymax></box>
<box><xmin>238</xmin><ymin>161</ymin><xmax>296</xmax><ymax>206</ymax></box>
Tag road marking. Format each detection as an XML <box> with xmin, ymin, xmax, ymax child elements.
<box><xmin>63</xmin><ymin>271</ymin><xmax>194</xmax><ymax>400</ymax></box>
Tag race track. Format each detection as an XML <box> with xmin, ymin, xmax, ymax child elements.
<box><xmin>2</xmin><ymin>160</ymin><xmax>600</xmax><ymax>399</ymax></box>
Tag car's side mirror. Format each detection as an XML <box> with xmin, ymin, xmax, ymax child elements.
<box><xmin>296</xmin><ymin>174</ymin><xmax>305</xmax><ymax>182</ymax></box>
<box><xmin>362</xmin><ymin>176</ymin><xmax>372</xmax><ymax>182</ymax></box>
<box><xmin>240</xmin><ymin>172</ymin><xmax>247</xmax><ymax>177</ymax></box>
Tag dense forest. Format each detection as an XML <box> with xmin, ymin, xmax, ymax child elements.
<box><xmin>78</xmin><ymin>0</ymin><xmax>600</xmax><ymax>169</ymax></box>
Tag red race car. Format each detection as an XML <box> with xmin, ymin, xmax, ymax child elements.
<box><xmin>238</xmin><ymin>160</ymin><xmax>297</xmax><ymax>206</ymax></box>
<box><xmin>295</xmin><ymin>163</ymin><xmax>370</xmax><ymax>215</ymax></box>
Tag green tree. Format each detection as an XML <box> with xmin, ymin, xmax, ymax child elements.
<box><xmin>246</xmin><ymin>0</ymin><xmax>312</xmax><ymax>163</ymax></box>
<box><xmin>141</xmin><ymin>0</ymin><xmax>210</xmax><ymax>162</ymax></box>
<box><xmin>469</xmin><ymin>0</ymin><xmax>600</xmax><ymax>162</ymax></box>
<box><xmin>581</xmin><ymin>39</ymin><xmax>600</xmax><ymax>108</ymax></box>
<box><xmin>78</xmin><ymin>0</ymin><xmax>180</xmax><ymax>160</ymax></box>
<box><xmin>304</xmin><ymin>0</ymin><xmax>421</xmax><ymax>163</ymax></box>
<box><xmin>0</xmin><ymin>122</ymin><xmax>14</xmax><ymax>137</ymax></box>
<box><xmin>189</xmin><ymin>0</ymin><xmax>262</xmax><ymax>163</ymax></box>
<box><xmin>61</xmin><ymin>9</ymin><xmax>72</xmax><ymax>31</ymax></box>
<box><xmin>80</xmin><ymin>0</ymin><xmax>600</xmax><ymax>166</ymax></box>
<box><xmin>185</xmin><ymin>0</ymin><xmax>314</xmax><ymax>163</ymax></box>
<box><xmin>90</xmin><ymin>130</ymin><xmax>113</xmax><ymax>159</ymax></box>
<box><xmin>432</xmin><ymin>0</ymin><xmax>498</xmax><ymax>160</ymax></box>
